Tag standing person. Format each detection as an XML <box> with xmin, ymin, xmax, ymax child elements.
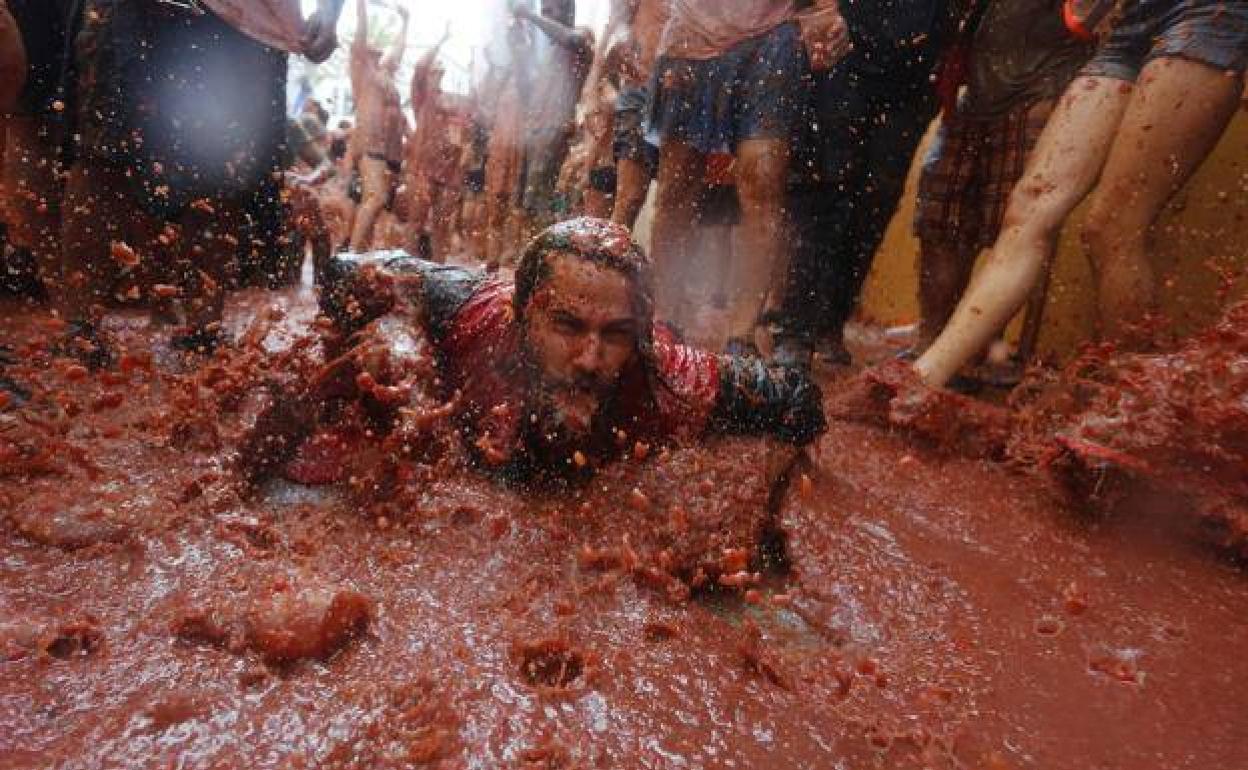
<box><xmin>484</xmin><ymin>25</ymin><xmax>529</xmax><ymax>266</ymax></box>
<box><xmin>405</xmin><ymin>25</ymin><xmax>459</xmax><ymax>261</ymax></box>
<box><xmin>605</xmin><ymin>0</ymin><xmax>669</xmax><ymax>229</ymax></box>
<box><xmin>646</xmin><ymin>0</ymin><xmax>849</xmax><ymax>355</ymax></box>
<box><xmin>460</xmin><ymin>73</ymin><xmax>493</xmax><ymax>261</ymax></box>
<box><xmin>348</xmin><ymin>0</ymin><xmax>408</xmax><ymax>252</ymax></box>
<box><xmin>509</xmin><ymin>0</ymin><xmax>594</xmax><ymax>234</ymax></box>
<box><xmin>56</xmin><ymin>0</ymin><xmax>344</xmax><ymax>360</ymax></box>
<box><xmin>911</xmin><ymin>0</ymin><xmax>1093</xmax><ymax>360</ymax></box>
<box><xmin>910</xmin><ymin>0</ymin><xmax>1248</xmax><ymax>389</ymax></box>
<box><xmin>771</xmin><ymin>0</ymin><xmax>963</xmax><ymax>370</ymax></box>
<box><xmin>2</xmin><ymin>0</ymin><xmax>73</xmax><ymax>316</ymax></box>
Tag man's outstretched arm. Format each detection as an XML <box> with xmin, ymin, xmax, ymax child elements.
<box><xmin>710</xmin><ymin>357</ymin><xmax>827</xmax><ymax>446</ymax></box>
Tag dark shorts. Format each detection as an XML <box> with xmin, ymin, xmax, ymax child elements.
<box><xmin>588</xmin><ymin>165</ymin><xmax>618</xmax><ymax>195</ymax></box>
<box><xmin>1082</xmin><ymin>0</ymin><xmax>1248</xmax><ymax>81</ymax></box>
<box><xmin>613</xmin><ymin>85</ymin><xmax>659</xmax><ymax>175</ymax></box>
<box><xmin>914</xmin><ymin>99</ymin><xmax>1052</xmax><ymax>253</ymax></box>
<box><xmin>73</xmin><ymin>0</ymin><xmax>288</xmax><ymax>220</ymax></box>
<box><xmin>647</xmin><ymin>21</ymin><xmax>808</xmax><ymax>154</ymax></box>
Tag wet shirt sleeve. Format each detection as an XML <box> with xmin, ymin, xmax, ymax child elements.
<box><xmin>708</xmin><ymin>354</ymin><xmax>827</xmax><ymax>446</ymax></box>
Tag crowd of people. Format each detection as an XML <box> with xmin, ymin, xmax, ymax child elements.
<box><xmin>2</xmin><ymin>0</ymin><xmax>1246</xmax><ymax>393</ymax></box>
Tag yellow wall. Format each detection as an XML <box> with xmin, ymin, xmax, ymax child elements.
<box><xmin>859</xmin><ymin>110</ymin><xmax>1248</xmax><ymax>362</ymax></box>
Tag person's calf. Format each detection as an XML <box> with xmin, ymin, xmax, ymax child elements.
<box><xmin>1081</xmin><ymin>215</ymin><xmax>1158</xmax><ymax>344</ymax></box>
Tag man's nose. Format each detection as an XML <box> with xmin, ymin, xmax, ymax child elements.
<box><xmin>572</xmin><ymin>333</ymin><xmax>604</xmax><ymax>373</ymax></box>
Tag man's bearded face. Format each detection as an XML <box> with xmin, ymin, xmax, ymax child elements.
<box><xmin>522</xmin><ymin>252</ymin><xmax>639</xmax><ymax>444</ymax></box>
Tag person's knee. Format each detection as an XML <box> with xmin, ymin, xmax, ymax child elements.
<box><xmin>998</xmin><ymin>177</ymin><xmax>1070</xmax><ymax>242</ymax></box>
<box><xmin>1080</xmin><ymin>205</ymin><xmax>1144</xmax><ymax>270</ymax></box>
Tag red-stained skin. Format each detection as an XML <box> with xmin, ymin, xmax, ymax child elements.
<box><xmin>523</xmin><ymin>252</ymin><xmax>640</xmax><ymax>437</ymax></box>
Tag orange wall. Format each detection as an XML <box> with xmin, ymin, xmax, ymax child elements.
<box><xmin>859</xmin><ymin>109</ymin><xmax>1248</xmax><ymax>361</ymax></box>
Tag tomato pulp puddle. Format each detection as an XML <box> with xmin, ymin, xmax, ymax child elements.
<box><xmin>1</xmin><ymin>282</ymin><xmax>1246</xmax><ymax>769</ymax></box>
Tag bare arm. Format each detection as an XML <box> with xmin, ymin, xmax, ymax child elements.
<box><xmin>410</xmin><ymin>24</ymin><xmax>450</xmax><ymax>118</ymax></box>
<box><xmin>512</xmin><ymin>3</ymin><xmax>591</xmax><ymax>51</ymax></box>
<box><xmin>353</xmin><ymin>0</ymin><xmax>369</xmax><ymax>56</ymax></box>
<box><xmin>381</xmin><ymin>5</ymin><xmax>409</xmax><ymax>72</ymax></box>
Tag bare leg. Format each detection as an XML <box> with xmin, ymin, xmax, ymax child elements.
<box><xmin>1081</xmin><ymin>57</ymin><xmax>1243</xmax><ymax>343</ymax></box>
<box><xmin>178</xmin><ymin>202</ymin><xmax>241</xmax><ymax>337</ymax></box>
<box><xmin>729</xmin><ymin>137</ymin><xmax>789</xmax><ymax>342</ymax></box>
<box><xmin>349</xmin><ymin>156</ymin><xmax>389</xmax><ymax>251</ymax></box>
<box><xmin>485</xmin><ymin>193</ymin><xmax>508</xmax><ymax>265</ymax></box>
<box><xmin>4</xmin><ymin>118</ymin><xmax>61</xmax><ymax>309</ymax></box>
<box><xmin>611</xmin><ymin>157</ymin><xmax>650</xmax><ymax>228</ymax></box>
<box><xmin>583</xmin><ymin>186</ymin><xmax>612</xmax><ymax>218</ymax></box>
<box><xmin>649</xmin><ymin>141</ymin><xmax>705</xmax><ymax>328</ymax></box>
<box><xmin>914</xmin><ymin>77</ymin><xmax>1131</xmax><ymax>386</ymax></box>
<box><xmin>59</xmin><ymin>163</ymin><xmax>127</xmax><ymax>323</ymax></box>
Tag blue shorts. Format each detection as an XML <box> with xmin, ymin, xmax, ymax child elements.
<box><xmin>1082</xmin><ymin>0</ymin><xmax>1248</xmax><ymax>81</ymax></box>
<box><xmin>646</xmin><ymin>22</ymin><xmax>809</xmax><ymax>155</ymax></box>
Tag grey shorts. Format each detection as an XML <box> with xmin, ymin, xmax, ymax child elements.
<box><xmin>613</xmin><ymin>85</ymin><xmax>660</xmax><ymax>176</ymax></box>
<box><xmin>646</xmin><ymin>22</ymin><xmax>808</xmax><ymax>154</ymax></box>
<box><xmin>1082</xmin><ymin>0</ymin><xmax>1248</xmax><ymax>81</ymax></box>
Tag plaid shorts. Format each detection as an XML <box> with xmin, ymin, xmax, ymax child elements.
<box><xmin>913</xmin><ymin>100</ymin><xmax>1051</xmax><ymax>253</ymax></box>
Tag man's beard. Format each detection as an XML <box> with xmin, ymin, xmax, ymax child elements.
<box><xmin>529</xmin><ymin>374</ymin><xmax>618</xmax><ymax>453</ymax></box>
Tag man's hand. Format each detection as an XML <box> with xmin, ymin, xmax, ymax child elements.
<box><xmin>303</xmin><ymin>0</ymin><xmax>345</xmax><ymax>63</ymax></box>
<box><xmin>796</xmin><ymin>4</ymin><xmax>851</xmax><ymax>72</ymax></box>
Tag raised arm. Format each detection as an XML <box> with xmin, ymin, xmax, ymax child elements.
<box><xmin>511</xmin><ymin>0</ymin><xmax>591</xmax><ymax>51</ymax></box>
<box><xmin>381</xmin><ymin>4</ymin><xmax>410</xmax><ymax>72</ymax></box>
<box><xmin>410</xmin><ymin>23</ymin><xmax>450</xmax><ymax>117</ymax></box>
<box><xmin>353</xmin><ymin>0</ymin><xmax>369</xmax><ymax>56</ymax></box>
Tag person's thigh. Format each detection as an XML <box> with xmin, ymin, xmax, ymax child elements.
<box><xmin>734</xmin><ymin>138</ymin><xmax>788</xmax><ymax>206</ymax></box>
<box><xmin>1085</xmin><ymin>54</ymin><xmax>1244</xmax><ymax>236</ymax></box>
<box><xmin>654</xmin><ymin>140</ymin><xmax>704</xmax><ymax>201</ymax></box>
<box><xmin>997</xmin><ymin>76</ymin><xmax>1131</xmax><ymax>236</ymax></box>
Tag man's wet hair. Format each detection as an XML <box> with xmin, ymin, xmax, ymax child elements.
<box><xmin>513</xmin><ymin>217</ymin><xmax>655</xmax><ymax>361</ymax></box>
